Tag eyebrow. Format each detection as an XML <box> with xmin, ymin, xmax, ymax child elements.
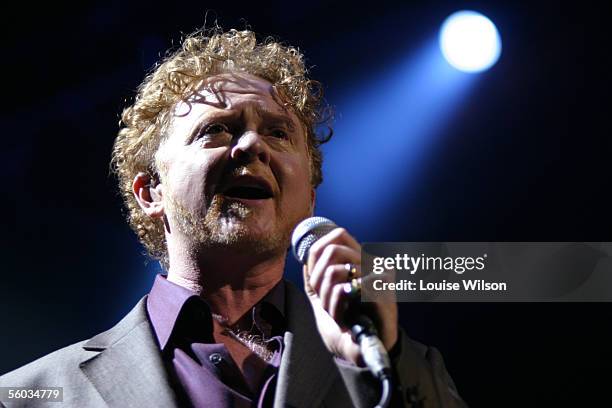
<box><xmin>187</xmin><ymin>103</ymin><xmax>298</xmax><ymax>142</ymax></box>
<box><xmin>252</xmin><ymin>105</ymin><xmax>297</xmax><ymax>132</ymax></box>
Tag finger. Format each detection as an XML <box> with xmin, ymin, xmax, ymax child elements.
<box><xmin>329</xmin><ymin>283</ymin><xmax>351</xmax><ymax>324</ymax></box>
<box><xmin>319</xmin><ymin>264</ymin><xmax>353</xmax><ymax>311</ymax></box>
<box><xmin>309</xmin><ymin>244</ymin><xmax>360</xmax><ymax>294</ymax></box>
<box><xmin>307</xmin><ymin>227</ymin><xmax>360</xmax><ymax>272</ymax></box>
<box><xmin>303</xmin><ymin>265</ymin><xmax>316</xmax><ymax>297</ymax></box>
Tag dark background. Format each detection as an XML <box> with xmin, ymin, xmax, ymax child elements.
<box><xmin>2</xmin><ymin>1</ymin><xmax>610</xmax><ymax>407</ymax></box>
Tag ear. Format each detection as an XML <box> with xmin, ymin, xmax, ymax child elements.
<box><xmin>133</xmin><ymin>172</ymin><xmax>164</xmax><ymax>218</ymax></box>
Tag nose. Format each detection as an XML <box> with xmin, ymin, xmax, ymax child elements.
<box><xmin>230</xmin><ymin>131</ymin><xmax>271</xmax><ymax>165</ymax></box>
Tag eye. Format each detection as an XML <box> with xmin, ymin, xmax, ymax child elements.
<box><xmin>202</xmin><ymin>123</ymin><xmax>229</xmax><ymax>135</ymax></box>
<box><xmin>270</xmin><ymin>128</ymin><xmax>289</xmax><ymax>139</ymax></box>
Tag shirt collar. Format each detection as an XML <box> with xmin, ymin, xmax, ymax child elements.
<box><xmin>146</xmin><ymin>274</ymin><xmax>286</xmax><ymax>351</ymax></box>
<box><xmin>146</xmin><ymin>274</ymin><xmax>205</xmax><ymax>350</ymax></box>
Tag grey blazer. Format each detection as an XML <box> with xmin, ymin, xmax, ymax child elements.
<box><xmin>0</xmin><ymin>281</ymin><xmax>466</xmax><ymax>407</ymax></box>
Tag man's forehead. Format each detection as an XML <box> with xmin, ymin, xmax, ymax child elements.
<box><xmin>205</xmin><ymin>72</ymin><xmax>274</xmax><ymax>96</ymax></box>
<box><xmin>168</xmin><ymin>72</ymin><xmax>300</xmax><ymax>143</ymax></box>
<box><xmin>175</xmin><ymin>72</ymin><xmax>282</xmax><ymax>113</ymax></box>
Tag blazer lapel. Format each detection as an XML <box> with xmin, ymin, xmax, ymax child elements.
<box><xmin>274</xmin><ymin>281</ymin><xmax>339</xmax><ymax>408</ymax></box>
<box><xmin>79</xmin><ymin>296</ymin><xmax>180</xmax><ymax>408</ymax></box>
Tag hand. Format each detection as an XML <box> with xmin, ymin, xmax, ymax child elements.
<box><xmin>303</xmin><ymin>227</ymin><xmax>398</xmax><ymax>365</ymax></box>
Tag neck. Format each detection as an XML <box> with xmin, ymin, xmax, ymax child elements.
<box><xmin>166</xmin><ymin>238</ymin><xmax>286</xmax><ymax>325</ymax></box>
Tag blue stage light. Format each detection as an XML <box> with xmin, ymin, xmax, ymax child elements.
<box><xmin>316</xmin><ymin>42</ymin><xmax>476</xmax><ymax>241</ymax></box>
<box><xmin>439</xmin><ymin>10</ymin><xmax>502</xmax><ymax>73</ymax></box>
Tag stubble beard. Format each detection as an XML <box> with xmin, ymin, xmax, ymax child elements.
<box><xmin>167</xmin><ymin>193</ymin><xmax>292</xmax><ymax>257</ymax></box>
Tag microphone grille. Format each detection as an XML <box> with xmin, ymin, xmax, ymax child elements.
<box><xmin>291</xmin><ymin>216</ymin><xmax>337</xmax><ymax>264</ymax></box>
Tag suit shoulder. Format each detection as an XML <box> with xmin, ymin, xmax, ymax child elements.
<box><xmin>0</xmin><ymin>296</ymin><xmax>148</xmax><ymax>389</ymax></box>
<box><xmin>0</xmin><ymin>339</ymin><xmax>99</xmax><ymax>388</ymax></box>
<box><xmin>404</xmin><ymin>333</ymin><xmax>430</xmax><ymax>356</ymax></box>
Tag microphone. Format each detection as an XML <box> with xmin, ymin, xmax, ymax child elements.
<box><xmin>291</xmin><ymin>217</ymin><xmax>393</xmax><ymax>387</ymax></box>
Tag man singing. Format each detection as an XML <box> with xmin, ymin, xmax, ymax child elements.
<box><xmin>0</xmin><ymin>28</ymin><xmax>466</xmax><ymax>407</ymax></box>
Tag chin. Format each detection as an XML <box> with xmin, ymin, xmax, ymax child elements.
<box><xmin>172</xmin><ymin>196</ymin><xmax>292</xmax><ymax>254</ymax></box>
<box><xmin>201</xmin><ymin>214</ymin><xmax>283</xmax><ymax>251</ymax></box>
<box><xmin>220</xmin><ymin>231</ymin><xmax>288</xmax><ymax>256</ymax></box>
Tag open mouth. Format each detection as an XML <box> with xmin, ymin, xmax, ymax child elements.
<box><xmin>223</xmin><ymin>185</ymin><xmax>273</xmax><ymax>200</ymax></box>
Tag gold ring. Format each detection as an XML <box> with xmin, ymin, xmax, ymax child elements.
<box><xmin>345</xmin><ymin>263</ymin><xmax>359</xmax><ymax>281</ymax></box>
<box><xmin>344</xmin><ymin>277</ymin><xmax>362</xmax><ymax>296</ymax></box>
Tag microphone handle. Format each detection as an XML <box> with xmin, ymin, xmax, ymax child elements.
<box><xmin>347</xmin><ymin>310</ymin><xmax>392</xmax><ymax>380</ymax></box>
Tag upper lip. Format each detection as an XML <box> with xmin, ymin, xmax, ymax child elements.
<box><xmin>220</xmin><ymin>175</ymin><xmax>274</xmax><ymax>198</ymax></box>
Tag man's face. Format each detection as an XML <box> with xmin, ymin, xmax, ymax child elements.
<box><xmin>155</xmin><ymin>72</ymin><xmax>314</xmax><ymax>255</ymax></box>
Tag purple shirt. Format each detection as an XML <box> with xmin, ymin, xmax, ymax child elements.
<box><xmin>146</xmin><ymin>274</ymin><xmax>286</xmax><ymax>408</ymax></box>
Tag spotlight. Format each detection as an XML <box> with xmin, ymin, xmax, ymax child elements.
<box><xmin>439</xmin><ymin>10</ymin><xmax>502</xmax><ymax>73</ymax></box>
